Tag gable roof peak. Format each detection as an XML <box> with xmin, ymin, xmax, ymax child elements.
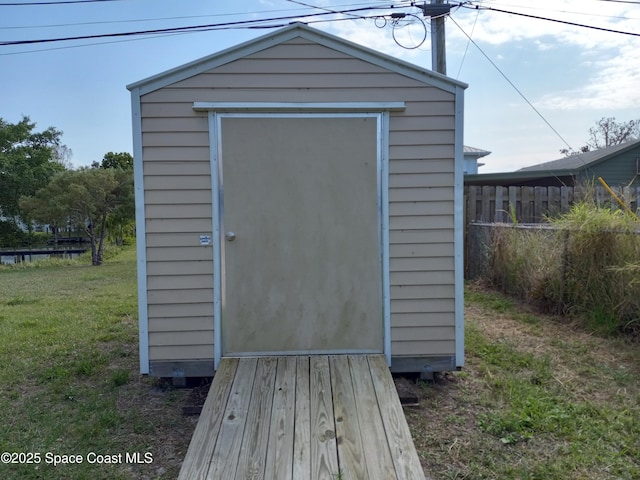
<box><xmin>127</xmin><ymin>22</ymin><xmax>467</xmax><ymax>95</ymax></box>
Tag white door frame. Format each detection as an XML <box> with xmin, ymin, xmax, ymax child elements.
<box><xmin>203</xmin><ymin>104</ymin><xmax>395</xmax><ymax>368</ymax></box>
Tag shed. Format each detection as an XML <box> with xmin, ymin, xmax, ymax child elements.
<box><xmin>127</xmin><ymin>23</ymin><xmax>467</xmax><ymax>379</ymax></box>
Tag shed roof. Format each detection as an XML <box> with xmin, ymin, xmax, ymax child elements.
<box><xmin>127</xmin><ymin>22</ymin><xmax>467</xmax><ymax>96</ymax></box>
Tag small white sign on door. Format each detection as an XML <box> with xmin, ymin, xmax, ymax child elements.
<box><xmin>199</xmin><ymin>234</ymin><xmax>212</xmax><ymax>246</ymax></box>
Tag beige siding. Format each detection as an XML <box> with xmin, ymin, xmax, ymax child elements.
<box><xmin>140</xmin><ymin>36</ymin><xmax>458</xmax><ymax>363</ymax></box>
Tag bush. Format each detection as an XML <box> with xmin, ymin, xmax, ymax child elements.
<box><xmin>486</xmin><ymin>202</ymin><xmax>640</xmax><ymax>335</ymax></box>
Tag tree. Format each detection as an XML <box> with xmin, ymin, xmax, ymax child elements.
<box><xmin>20</xmin><ymin>167</ymin><xmax>134</xmax><ymax>266</ymax></box>
<box><xmin>101</xmin><ymin>151</ymin><xmax>133</xmax><ymax>170</ymax></box>
<box><xmin>97</xmin><ymin>151</ymin><xmax>133</xmax><ymax>170</ymax></box>
<box><xmin>0</xmin><ymin>116</ymin><xmax>66</xmax><ymax>218</ymax></box>
<box><xmin>561</xmin><ymin>117</ymin><xmax>640</xmax><ymax>156</ymax></box>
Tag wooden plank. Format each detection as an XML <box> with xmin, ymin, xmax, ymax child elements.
<box><xmin>293</xmin><ymin>356</ymin><xmax>311</xmax><ymax>480</ymax></box>
<box><xmin>329</xmin><ymin>355</ymin><xmax>369</xmax><ymax>480</ymax></box>
<box><xmin>561</xmin><ymin>186</ymin><xmax>571</xmax><ymax>215</ymax></box>
<box><xmin>548</xmin><ymin>186</ymin><xmax>560</xmax><ymax>218</ymax></box>
<box><xmin>534</xmin><ymin>186</ymin><xmax>546</xmax><ymax>221</ymax></box>
<box><xmin>309</xmin><ymin>356</ymin><xmax>340</xmax><ymax>480</ymax></box>
<box><xmin>521</xmin><ymin>187</ymin><xmax>533</xmax><ymax>223</ymax></box>
<box><xmin>368</xmin><ymin>356</ymin><xmax>426</xmax><ymax>480</ymax></box>
<box><xmin>179</xmin><ymin>355</ymin><xmax>428</xmax><ymax>479</ymax></box>
<box><xmin>468</xmin><ymin>185</ymin><xmax>479</xmax><ymax>223</ymax></box>
<box><xmin>494</xmin><ymin>186</ymin><xmax>505</xmax><ymax>222</ymax></box>
<box><xmin>508</xmin><ymin>186</ymin><xmax>519</xmax><ymax>223</ymax></box>
<box><xmin>234</xmin><ymin>357</ymin><xmax>278</xmax><ymax>480</ymax></box>
<box><xmin>481</xmin><ymin>185</ymin><xmax>493</xmax><ymax>222</ymax></box>
<box><xmin>206</xmin><ymin>358</ymin><xmax>257</xmax><ymax>480</ymax></box>
<box><xmin>178</xmin><ymin>358</ymin><xmax>238</xmax><ymax>480</ymax></box>
<box><xmin>264</xmin><ymin>356</ymin><xmax>297</xmax><ymax>480</ymax></box>
<box><xmin>348</xmin><ymin>355</ymin><xmax>396</xmax><ymax>480</ymax></box>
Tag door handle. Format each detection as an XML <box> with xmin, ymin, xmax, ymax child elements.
<box><xmin>225</xmin><ymin>231</ymin><xmax>236</xmax><ymax>242</ymax></box>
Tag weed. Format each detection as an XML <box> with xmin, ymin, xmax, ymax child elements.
<box><xmin>110</xmin><ymin>369</ymin><xmax>130</xmax><ymax>387</ymax></box>
<box><xmin>484</xmin><ymin>198</ymin><xmax>640</xmax><ymax>336</ymax></box>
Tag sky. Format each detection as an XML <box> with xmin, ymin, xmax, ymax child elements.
<box><xmin>1</xmin><ymin>0</ymin><xmax>639</xmax><ymax>173</ymax></box>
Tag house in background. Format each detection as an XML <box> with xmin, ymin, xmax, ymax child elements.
<box><xmin>465</xmin><ymin>138</ymin><xmax>640</xmax><ymax>187</ymax></box>
<box><xmin>463</xmin><ymin>145</ymin><xmax>491</xmax><ymax>175</ymax></box>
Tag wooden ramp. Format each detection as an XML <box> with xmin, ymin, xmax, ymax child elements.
<box><xmin>178</xmin><ymin>355</ymin><xmax>426</xmax><ymax>480</ymax></box>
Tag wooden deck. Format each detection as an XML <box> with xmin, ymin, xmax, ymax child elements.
<box><xmin>178</xmin><ymin>355</ymin><xmax>426</xmax><ymax>480</ymax></box>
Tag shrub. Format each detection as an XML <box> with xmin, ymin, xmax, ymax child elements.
<box><xmin>486</xmin><ymin>202</ymin><xmax>640</xmax><ymax>335</ymax></box>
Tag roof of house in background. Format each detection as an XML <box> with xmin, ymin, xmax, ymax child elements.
<box><xmin>463</xmin><ymin>145</ymin><xmax>491</xmax><ymax>158</ymax></box>
<box><xmin>517</xmin><ymin>138</ymin><xmax>640</xmax><ymax>173</ymax></box>
<box><xmin>465</xmin><ymin>138</ymin><xmax>640</xmax><ymax>186</ymax></box>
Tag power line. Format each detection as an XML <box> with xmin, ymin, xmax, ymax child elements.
<box><xmin>286</xmin><ymin>0</ymin><xmax>367</xmax><ymax>19</ymax></box>
<box><xmin>464</xmin><ymin>3</ymin><xmax>640</xmax><ymax>37</ymax></box>
<box><xmin>0</xmin><ymin>0</ymin><xmax>122</xmax><ymax>5</ymax></box>
<box><xmin>0</xmin><ymin>7</ymin><xmax>310</xmax><ymax>30</ymax></box>
<box><xmin>448</xmin><ymin>15</ymin><xmax>576</xmax><ymax>155</ymax></box>
<box><xmin>465</xmin><ymin>0</ymin><xmax>640</xmax><ymax>21</ymax></box>
<box><xmin>595</xmin><ymin>0</ymin><xmax>640</xmax><ymax>4</ymax></box>
<box><xmin>455</xmin><ymin>6</ymin><xmax>479</xmax><ymax>78</ymax></box>
<box><xmin>1</xmin><ymin>1</ymin><xmax>402</xmax><ymax>29</ymax></box>
<box><xmin>0</xmin><ymin>6</ymin><xmax>396</xmax><ymax>46</ymax></box>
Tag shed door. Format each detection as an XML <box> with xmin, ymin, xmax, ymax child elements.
<box><xmin>219</xmin><ymin>115</ymin><xmax>383</xmax><ymax>355</ymax></box>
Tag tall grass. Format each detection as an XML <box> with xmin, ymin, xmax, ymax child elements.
<box><xmin>486</xmin><ymin>202</ymin><xmax>640</xmax><ymax>335</ymax></box>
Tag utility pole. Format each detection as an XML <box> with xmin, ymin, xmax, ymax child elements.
<box><xmin>417</xmin><ymin>1</ymin><xmax>451</xmax><ymax>75</ymax></box>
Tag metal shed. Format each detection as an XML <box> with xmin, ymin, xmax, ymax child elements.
<box><xmin>127</xmin><ymin>23</ymin><xmax>467</xmax><ymax>379</ymax></box>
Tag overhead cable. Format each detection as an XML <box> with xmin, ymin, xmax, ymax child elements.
<box><xmin>449</xmin><ymin>15</ymin><xmax>576</xmax><ymax>156</ymax></box>
<box><xmin>0</xmin><ymin>6</ymin><xmax>393</xmax><ymax>46</ymax></box>
<box><xmin>0</xmin><ymin>0</ymin><xmax>121</xmax><ymax>5</ymax></box>
<box><xmin>464</xmin><ymin>3</ymin><xmax>640</xmax><ymax>37</ymax></box>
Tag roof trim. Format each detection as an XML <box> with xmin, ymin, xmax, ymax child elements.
<box><xmin>465</xmin><ymin>169</ymin><xmax>576</xmax><ymax>183</ymax></box>
<box><xmin>127</xmin><ymin>22</ymin><xmax>467</xmax><ymax>95</ymax></box>
<box><xmin>192</xmin><ymin>101</ymin><xmax>406</xmax><ymax>112</ymax></box>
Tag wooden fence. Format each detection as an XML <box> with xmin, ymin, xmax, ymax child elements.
<box><xmin>465</xmin><ymin>185</ymin><xmax>640</xmax><ymax>224</ymax></box>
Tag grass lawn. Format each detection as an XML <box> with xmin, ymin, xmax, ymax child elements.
<box><xmin>1</xmin><ymin>248</ymin><xmax>638</xmax><ymax>479</ymax></box>
<box><xmin>0</xmin><ymin>246</ymin><xmax>194</xmax><ymax>480</ymax></box>
<box><xmin>409</xmin><ymin>284</ymin><xmax>640</xmax><ymax>480</ymax></box>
